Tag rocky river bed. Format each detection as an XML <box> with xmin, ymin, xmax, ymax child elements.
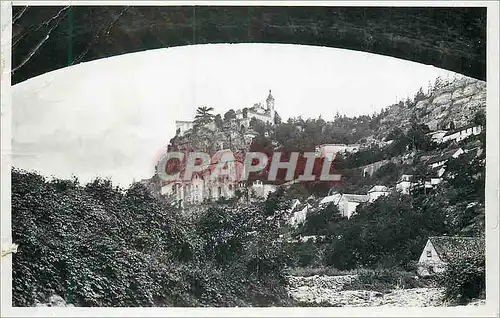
<box><xmin>287</xmin><ymin>275</ymin><xmax>485</xmax><ymax>307</ymax></box>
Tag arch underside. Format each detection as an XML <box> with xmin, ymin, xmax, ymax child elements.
<box><xmin>12</xmin><ymin>6</ymin><xmax>486</xmax><ymax>84</ymax></box>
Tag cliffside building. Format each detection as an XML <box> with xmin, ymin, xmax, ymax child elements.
<box><xmin>315</xmin><ymin>143</ymin><xmax>361</xmax><ymax>158</ymax></box>
<box><xmin>174</xmin><ymin>90</ymin><xmax>276</xmax><ymax>137</ymax></box>
<box><xmin>442</xmin><ymin>124</ymin><xmax>482</xmax><ymax>143</ymax></box>
<box><xmin>160</xmin><ymin>149</ymin><xmax>277</xmax><ymax>208</ymax></box>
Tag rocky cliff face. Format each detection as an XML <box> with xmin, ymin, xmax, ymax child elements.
<box><xmin>375</xmin><ymin>75</ymin><xmax>486</xmax><ymax>140</ymax></box>
<box><xmin>170</xmin><ymin>122</ymin><xmax>250</xmax><ymax>154</ymax></box>
<box><xmin>422</xmin><ymin>76</ymin><xmax>486</xmax><ymax>130</ymax></box>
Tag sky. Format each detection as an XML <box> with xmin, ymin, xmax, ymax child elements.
<box><xmin>12</xmin><ymin>43</ymin><xmax>459</xmax><ymax>187</ymax></box>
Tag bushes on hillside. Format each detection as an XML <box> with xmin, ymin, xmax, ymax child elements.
<box><xmin>299</xmin><ymin>203</ymin><xmax>346</xmax><ymax>236</ymax></box>
<box><xmin>12</xmin><ymin>169</ymin><xmax>198</xmax><ymax>306</ymax></box>
<box><xmin>438</xmin><ymin>255</ymin><xmax>485</xmax><ymax>304</ymax></box>
<box><xmin>11</xmin><ymin>168</ymin><xmax>292</xmax><ymax>307</ymax></box>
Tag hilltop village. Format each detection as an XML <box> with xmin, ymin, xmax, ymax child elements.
<box><xmin>148</xmin><ymin>76</ymin><xmax>485</xmax><ymax>221</ymax></box>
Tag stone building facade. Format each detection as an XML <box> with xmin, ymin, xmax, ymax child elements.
<box><xmin>175</xmin><ymin>90</ymin><xmax>276</xmax><ymax>137</ymax></box>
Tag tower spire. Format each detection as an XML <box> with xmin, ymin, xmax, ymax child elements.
<box><xmin>266</xmin><ymin>90</ymin><xmax>275</xmax><ymax>126</ymax></box>
<box><xmin>266</xmin><ymin>89</ymin><xmax>274</xmax><ymax>102</ymax></box>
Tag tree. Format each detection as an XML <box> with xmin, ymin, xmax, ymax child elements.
<box><xmin>300</xmin><ymin>203</ymin><xmax>346</xmax><ymax>236</ymax></box>
<box><xmin>406</xmin><ymin>122</ymin><xmax>435</xmax><ymax>151</ymax></box>
<box><xmin>404</xmin><ymin>97</ymin><xmax>414</xmax><ymax>108</ymax></box>
<box><xmin>433</xmin><ymin>76</ymin><xmax>445</xmax><ymax>92</ymax></box>
<box><xmin>386</xmin><ymin>128</ymin><xmax>404</xmax><ymax>141</ymax></box>
<box><xmin>413</xmin><ymin>87</ymin><xmax>426</xmax><ymax>104</ymax></box>
<box><xmin>471</xmin><ymin>110</ymin><xmax>486</xmax><ymax>151</ymax></box>
<box><xmin>449</xmin><ymin>121</ymin><xmax>456</xmax><ymax>130</ymax></box>
<box><xmin>274</xmin><ymin>111</ymin><xmax>282</xmax><ymax>125</ymax></box>
<box><xmin>444</xmin><ymin>151</ymin><xmax>485</xmax><ymax>203</ymax></box>
<box><xmin>249</xmin><ymin>118</ymin><xmax>266</xmax><ymax>135</ymax></box>
<box><xmin>194</xmin><ymin>106</ymin><xmax>215</xmax><ymax>127</ymax></box>
<box><xmin>214</xmin><ymin>114</ymin><xmax>223</xmax><ymax>129</ymax></box>
<box><xmin>473</xmin><ymin>109</ymin><xmax>486</xmax><ymax>128</ymax></box>
<box><xmin>223</xmin><ymin>109</ymin><xmax>237</xmax><ymax>121</ymax></box>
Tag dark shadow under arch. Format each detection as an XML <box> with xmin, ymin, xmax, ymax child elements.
<box><xmin>12</xmin><ymin>6</ymin><xmax>486</xmax><ymax>85</ymax></box>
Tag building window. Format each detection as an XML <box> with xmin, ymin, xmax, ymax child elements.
<box><xmin>426</xmin><ymin>250</ymin><xmax>432</xmax><ymax>258</ymax></box>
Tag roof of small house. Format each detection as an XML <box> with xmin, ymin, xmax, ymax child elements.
<box><xmin>288</xmin><ymin>199</ymin><xmax>301</xmax><ymax>212</ymax></box>
<box><xmin>428</xmin><ymin>165</ymin><xmax>444</xmax><ymax>175</ymax></box>
<box><xmin>292</xmin><ymin>202</ymin><xmax>308</xmax><ymax>213</ymax></box>
<box><xmin>397</xmin><ymin>172</ymin><xmax>414</xmax><ymax>183</ymax></box>
<box><xmin>368</xmin><ymin>185</ymin><xmax>390</xmax><ymax>193</ymax></box>
<box><xmin>320</xmin><ymin>193</ymin><xmax>342</xmax><ymax>205</ymax></box>
<box><xmin>317</xmin><ymin>143</ymin><xmax>360</xmax><ymax>148</ymax></box>
<box><xmin>428</xmin><ymin>236</ymin><xmax>485</xmax><ymax>262</ymax></box>
<box><xmin>427</xmin><ymin>129</ymin><xmax>449</xmax><ymax>136</ymax></box>
<box><xmin>427</xmin><ymin>156</ymin><xmax>448</xmax><ymax>165</ymax></box>
<box><xmin>342</xmin><ymin>194</ymin><xmax>369</xmax><ymax>203</ymax></box>
<box><xmin>427</xmin><ymin>148</ymin><xmax>462</xmax><ymax>165</ymax></box>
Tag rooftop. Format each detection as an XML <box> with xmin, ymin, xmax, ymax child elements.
<box><xmin>426</xmin><ymin>148</ymin><xmax>462</xmax><ymax>165</ymax></box>
<box><xmin>368</xmin><ymin>185</ymin><xmax>390</xmax><ymax>193</ymax></box>
<box><xmin>429</xmin><ymin>236</ymin><xmax>485</xmax><ymax>262</ymax></box>
<box><xmin>342</xmin><ymin>194</ymin><xmax>369</xmax><ymax>203</ymax></box>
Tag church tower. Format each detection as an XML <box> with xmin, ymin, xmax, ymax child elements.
<box><xmin>266</xmin><ymin>90</ymin><xmax>275</xmax><ymax>124</ymax></box>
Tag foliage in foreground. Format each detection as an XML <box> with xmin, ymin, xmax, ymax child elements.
<box><xmin>11</xmin><ymin>169</ymin><xmax>292</xmax><ymax>307</ymax></box>
<box><xmin>438</xmin><ymin>255</ymin><xmax>486</xmax><ymax>304</ymax></box>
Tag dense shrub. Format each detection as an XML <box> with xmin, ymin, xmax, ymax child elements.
<box><xmin>11</xmin><ymin>168</ymin><xmax>292</xmax><ymax>307</ymax></box>
<box><xmin>285</xmin><ymin>241</ymin><xmax>321</xmax><ymax>268</ymax></box>
<box><xmin>299</xmin><ymin>203</ymin><xmax>346</xmax><ymax>236</ymax></box>
<box><xmin>438</xmin><ymin>255</ymin><xmax>486</xmax><ymax>304</ymax></box>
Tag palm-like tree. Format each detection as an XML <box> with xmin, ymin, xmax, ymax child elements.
<box><xmin>194</xmin><ymin>106</ymin><xmax>215</xmax><ymax>127</ymax></box>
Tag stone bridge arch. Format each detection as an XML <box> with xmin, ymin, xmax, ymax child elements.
<box><xmin>12</xmin><ymin>6</ymin><xmax>486</xmax><ymax>84</ymax></box>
